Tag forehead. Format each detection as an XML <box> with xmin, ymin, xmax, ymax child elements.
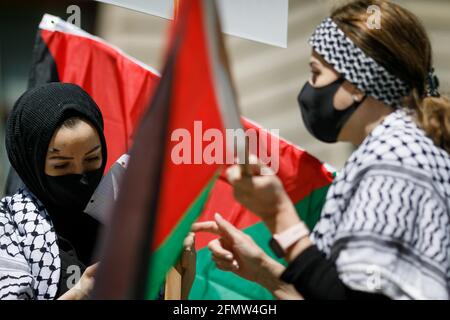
<box><xmin>48</xmin><ymin>120</ymin><xmax>100</xmax><ymax>153</ymax></box>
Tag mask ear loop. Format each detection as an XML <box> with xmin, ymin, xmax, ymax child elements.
<box><xmin>351</xmin><ymin>92</ymin><xmax>367</xmax><ymax>104</ymax></box>
<box><xmin>340</xmin><ymin>76</ymin><xmax>366</xmax><ymax>105</ymax></box>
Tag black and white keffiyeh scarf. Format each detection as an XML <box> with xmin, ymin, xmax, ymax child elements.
<box><xmin>0</xmin><ymin>156</ymin><xmax>127</xmax><ymax>300</ymax></box>
<box><xmin>312</xmin><ymin>109</ymin><xmax>450</xmax><ymax>299</ymax></box>
<box><xmin>0</xmin><ymin>188</ymin><xmax>60</xmax><ymax>300</ymax></box>
<box><xmin>310</xmin><ymin>18</ymin><xmax>410</xmax><ymax>108</ymax></box>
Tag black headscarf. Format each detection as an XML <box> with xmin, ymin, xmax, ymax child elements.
<box><xmin>5</xmin><ymin>82</ymin><xmax>108</xmax><ymax>264</ymax></box>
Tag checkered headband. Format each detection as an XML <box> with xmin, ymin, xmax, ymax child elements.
<box><xmin>310</xmin><ymin>18</ymin><xmax>410</xmax><ymax>108</ymax></box>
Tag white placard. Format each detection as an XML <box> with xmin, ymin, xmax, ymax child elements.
<box><xmin>95</xmin><ymin>0</ymin><xmax>289</xmax><ymax>48</ymax></box>
<box><xmin>217</xmin><ymin>0</ymin><xmax>288</xmax><ymax>48</ymax></box>
<box><xmin>96</xmin><ymin>0</ymin><xmax>174</xmax><ymax>19</ymax></box>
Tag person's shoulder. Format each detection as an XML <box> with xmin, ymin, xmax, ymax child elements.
<box><xmin>1</xmin><ymin>188</ymin><xmax>44</xmax><ymax>219</ymax></box>
<box><xmin>359</xmin><ymin>110</ymin><xmax>447</xmax><ymax>167</ymax></box>
<box><xmin>346</xmin><ymin>109</ymin><xmax>450</xmax><ymax>192</ymax></box>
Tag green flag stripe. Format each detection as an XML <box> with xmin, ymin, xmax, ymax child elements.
<box><xmin>294</xmin><ymin>183</ymin><xmax>332</xmax><ymax>230</ymax></box>
<box><xmin>145</xmin><ymin>175</ymin><xmax>219</xmax><ymax>299</ymax></box>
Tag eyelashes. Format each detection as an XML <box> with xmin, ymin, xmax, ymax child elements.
<box><xmin>85</xmin><ymin>156</ymin><xmax>100</xmax><ymax>162</ymax></box>
<box><xmin>53</xmin><ymin>156</ymin><xmax>100</xmax><ymax>170</ymax></box>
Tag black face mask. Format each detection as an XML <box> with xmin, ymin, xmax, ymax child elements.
<box><xmin>298</xmin><ymin>78</ymin><xmax>367</xmax><ymax>143</ymax></box>
<box><xmin>45</xmin><ymin>168</ymin><xmax>103</xmax><ymax>213</ymax></box>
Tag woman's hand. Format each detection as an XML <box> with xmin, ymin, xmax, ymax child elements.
<box><xmin>226</xmin><ymin>157</ymin><xmax>301</xmax><ymax>234</ymax></box>
<box><xmin>58</xmin><ymin>263</ymin><xmax>98</xmax><ymax>300</ymax></box>
<box><xmin>192</xmin><ymin>213</ymin><xmax>302</xmax><ymax>300</ymax></box>
<box><xmin>193</xmin><ymin>213</ymin><xmax>266</xmax><ymax>283</ymax></box>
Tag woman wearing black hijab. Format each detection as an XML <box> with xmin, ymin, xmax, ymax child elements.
<box><xmin>0</xmin><ymin>82</ymin><xmax>107</xmax><ymax>299</ymax></box>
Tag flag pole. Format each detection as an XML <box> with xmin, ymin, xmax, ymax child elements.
<box><xmin>202</xmin><ymin>0</ymin><xmax>251</xmax><ymax>175</ymax></box>
<box><xmin>164</xmin><ymin>267</ymin><xmax>182</xmax><ymax>300</ymax></box>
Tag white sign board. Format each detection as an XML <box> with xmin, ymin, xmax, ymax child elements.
<box><xmin>95</xmin><ymin>0</ymin><xmax>289</xmax><ymax>48</ymax></box>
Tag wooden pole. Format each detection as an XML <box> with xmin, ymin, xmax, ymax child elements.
<box><xmin>164</xmin><ymin>267</ymin><xmax>182</xmax><ymax>300</ymax></box>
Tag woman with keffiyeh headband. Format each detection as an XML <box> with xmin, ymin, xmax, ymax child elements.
<box><xmin>194</xmin><ymin>0</ymin><xmax>450</xmax><ymax>300</ymax></box>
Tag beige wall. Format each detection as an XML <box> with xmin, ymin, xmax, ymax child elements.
<box><xmin>96</xmin><ymin>0</ymin><xmax>450</xmax><ymax>169</ymax></box>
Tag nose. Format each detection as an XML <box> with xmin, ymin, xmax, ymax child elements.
<box><xmin>72</xmin><ymin>160</ymin><xmax>85</xmax><ymax>176</ymax></box>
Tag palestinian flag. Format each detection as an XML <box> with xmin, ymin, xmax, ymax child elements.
<box><xmin>29</xmin><ymin>13</ymin><xmax>160</xmax><ymax>172</ymax></box>
<box><xmin>92</xmin><ymin>0</ymin><xmax>244</xmax><ymax>299</ymax></box>
<box><xmin>28</xmin><ymin>5</ymin><xmax>334</xmax><ymax>300</ymax></box>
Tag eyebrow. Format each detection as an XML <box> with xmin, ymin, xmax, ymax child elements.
<box><xmin>48</xmin><ymin>148</ymin><xmax>72</xmax><ymax>160</ymax></box>
<box><xmin>48</xmin><ymin>155</ymin><xmax>74</xmax><ymax>160</ymax></box>
<box><xmin>48</xmin><ymin>145</ymin><xmax>100</xmax><ymax>160</ymax></box>
<box><xmin>309</xmin><ymin>61</ymin><xmax>320</xmax><ymax>69</ymax></box>
<box><xmin>85</xmin><ymin>145</ymin><xmax>101</xmax><ymax>156</ymax></box>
